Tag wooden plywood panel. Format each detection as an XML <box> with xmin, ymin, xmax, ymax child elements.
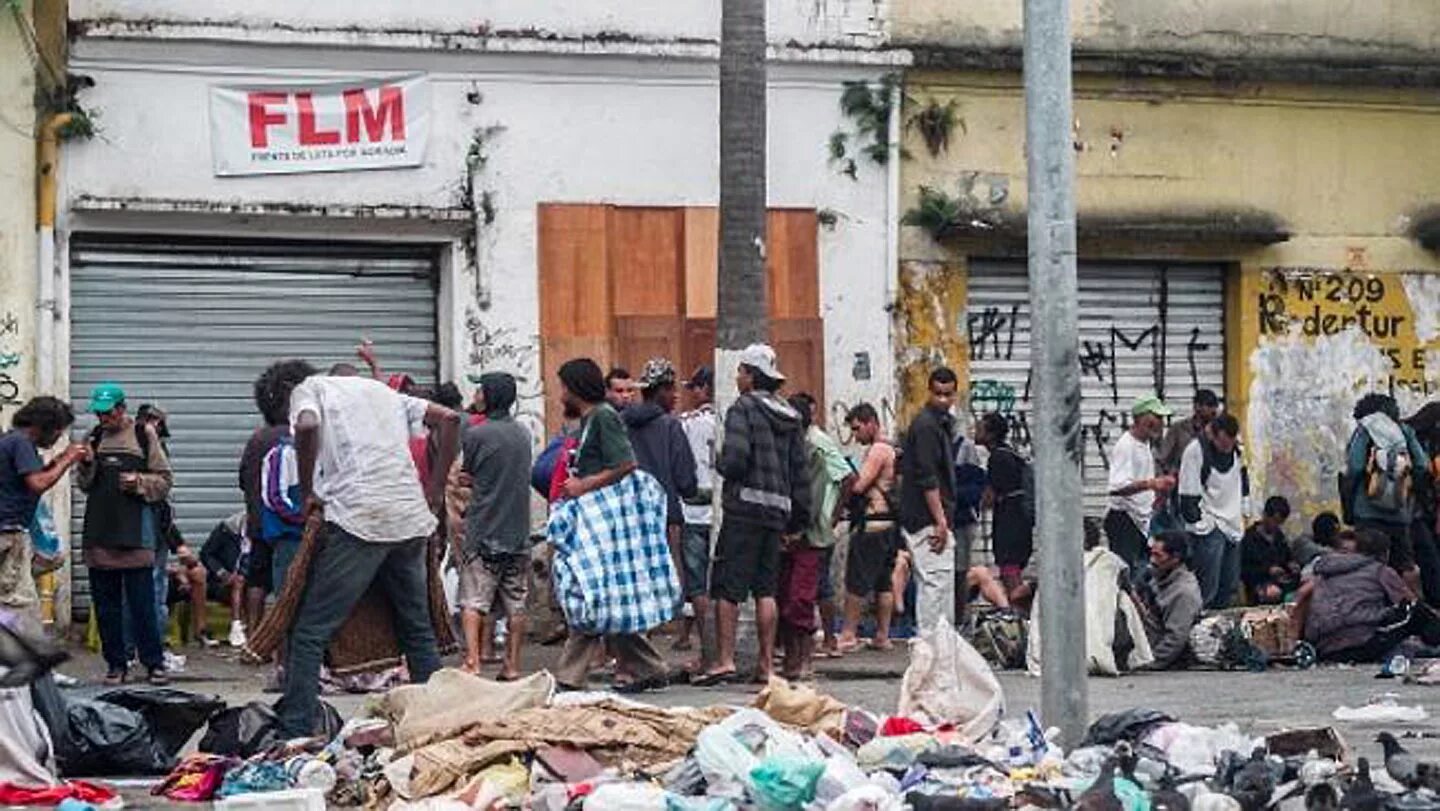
<box><xmin>767</xmin><ymin>209</ymin><xmax>820</xmax><ymax>320</ymax></box>
<box><xmin>771</xmin><ymin>317</ymin><xmax>825</xmax><ymax>424</ymax></box>
<box><xmin>610</xmin><ymin>207</ymin><xmax>684</xmax><ymax>317</ymax></box>
<box><xmin>683</xmin><ymin>208</ymin><xmax>719</xmax><ymax>319</ymax></box>
<box><xmin>615</xmin><ymin>316</ymin><xmax>685</xmax><ymax>377</ymax></box>
<box><xmin>540</xmin><ymin>335</ymin><xmax>614</xmax><ymax>435</ymax></box>
<box><xmin>538</xmin><ymin>204</ymin><xmax>610</xmax><ymax>338</ymax></box>
<box><xmin>682</xmin><ymin>318</ymin><xmax>717</xmax><ymax>383</ymax></box>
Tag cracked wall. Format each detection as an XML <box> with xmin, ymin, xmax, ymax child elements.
<box><xmin>0</xmin><ymin>2</ymin><xmax>37</xmax><ymax>421</ymax></box>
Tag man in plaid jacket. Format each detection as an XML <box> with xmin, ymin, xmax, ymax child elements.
<box><xmin>549</xmin><ymin>358</ymin><xmax>674</xmax><ymax>693</ymax></box>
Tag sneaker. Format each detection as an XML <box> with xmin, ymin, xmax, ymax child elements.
<box><xmin>162</xmin><ymin>650</ymin><xmax>187</xmax><ymax>674</ymax></box>
<box><xmin>102</xmin><ymin>668</ymin><xmax>127</xmax><ymax>686</ymax></box>
<box><xmin>147</xmin><ymin>668</ymin><xmax>170</xmax><ymax>686</ymax></box>
<box><xmin>228</xmin><ymin>620</ymin><xmax>247</xmax><ymax>648</ymax></box>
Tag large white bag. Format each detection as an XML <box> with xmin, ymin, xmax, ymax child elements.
<box><xmin>897</xmin><ymin>619</ymin><xmax>1005</xmax><ymax>742</ymax></box>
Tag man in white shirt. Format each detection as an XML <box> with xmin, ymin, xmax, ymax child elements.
<box><xmin>1177</xmin><ymin>412</ymin><xmax>1249</xmax><ymax>610</ymax></box>
<box><xmin>275</xmin><ymin>362</ymin><xmax>460</xmax><ymax>737</ymax></box>
<box><xmin>675</xmin><ymin>366</ymin><xmax>717</xmax><ymax>660</ymax></box>
<box><xmin>1105</xmin><ymin>395</ymin><xmax>1176</xmax><ymax>575</ymax></box>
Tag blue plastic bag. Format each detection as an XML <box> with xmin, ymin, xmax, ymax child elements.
<box><xmin>29</xmin><ymin>501</ymin><xmax>64</xmax><ymax>574</ymax></box>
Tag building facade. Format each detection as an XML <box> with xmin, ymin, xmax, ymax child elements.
<box><xmin>892</xmin><ymin>0</ymin><xmax>1440</xmax><ymax>523</ymax></box>
<box><xmin>56</xmin><ymin>0</ymin><xmax>907</xmax><ymax>618</ymax></box>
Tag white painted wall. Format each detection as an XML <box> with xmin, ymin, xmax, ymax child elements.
<box><xmin>62</xmin><ymin>42</ymin><xmax>897</xmax><ymax>439</ymax></box>
<box><xmin>73</xmin><ymin>0</ymin><xmax>887</xmax><ymax>47</ymax></box>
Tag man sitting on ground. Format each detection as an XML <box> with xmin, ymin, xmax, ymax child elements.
<box><xmin>196</xmin><ymin>511</ymin><xmax>250</xmax><ymax>644</ymax></box>
<box><xmin>1293</xmin><ymin>511</ymin><xmax>1343</xmax><ymax>575</ymax></box>
<box><xmin>1136</xmin><ymin>531</ymin><xmax>1204</xmax><ymax>670</ymax></box>
<box><xmin>1240</xmin><ymin>496</ymin><xmax>1299</xmax><ymax>605</ymax></box>
<box><xmin>1295</xmin><ymin>528</ymin><xmax>1440</xmax><ymax>663</ymax></box>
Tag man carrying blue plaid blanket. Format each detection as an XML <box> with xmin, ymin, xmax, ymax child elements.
<box><xmin>549</xmin><ymin>358</ymin><xmax>673</xmax><ymax>693</ymax></box>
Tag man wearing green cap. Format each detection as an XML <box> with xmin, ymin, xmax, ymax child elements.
<box><xmin>76</xmin><ymin>382</ymin><xmax>174</xmax><ymax>685</ymax></box>
<box><xmin>1105</xmin><ymin>394</ymin><xmax>1176</xmax><ymax>575</ymax></box>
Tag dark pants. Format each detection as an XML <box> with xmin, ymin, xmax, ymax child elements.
<box><xmin>279</xmin><ymin>524</ymin><xmax>441</xmax><ymax>737</ymax></box>
<box><xmin>92</xmin><ymin>566</ymin><xmax>164</xmax><ymax>672</ymax></box>
<box><xmin>1410</xmin><ymin>519</ymin><xmax>1440</xmax><ymax>604</ymax></box>
<box><xmin>1104</xmin><ymin>510</ymin><xmax>1149</xmax><ymax>575</ymax></box>
<box><xmin>1323</xmin><ymin>602</ymin><xmax>1440</xmax><ymax>663</ymax></box>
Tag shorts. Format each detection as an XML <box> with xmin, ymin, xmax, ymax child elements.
<box><xmin>246</xmin><ymin>539</ymin><xmax>275</xmax><ymax>593</ymax></box>
<box><xmin>845</xmin><ymin>526</ymin><xmax>898</xmax><ymax>597</ymax></box>
<box><xmin>0</xmin><ymin>529</ymin><xmax>37</xmax><ymax>615</ymax></box>
<box><xmin>778</xmin><ymin>547</ymin><xmax>822</xmax><ymax>634</ymax></box>
<box><xmin>682</xmin><ymin>524</ymin><xmax>712</xmax><ymax>600</ymax></box>
<box><xmin>272</xmin><ymin>537</ymin><xmax>301</xmax><ymax>594</ymax></box>
<box><xmin>458</xmin><ymin>552</ymin><xmax>530</xmax><ymax>616</ymax></box>
<box><xmin>710</xmin><ymin>518</ymin><xmax>781</xmax><ymax>603</ymax></box>
<box><xmin>1360</xmin><ymin>522</ymin><xmax>1415</xmax><ymax>573</ymax></box>
<box><xmin>816</xmin><ymin>547</ymin><xmax>836</xmax><ymax>603</ymax></box>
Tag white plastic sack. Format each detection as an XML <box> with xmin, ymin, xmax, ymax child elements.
<box><xmin>586</xmin><ymin>783</ymin><xmax>667</xmax><ymax>811</ymax></box>
<box><xmin>1028</xmin><ymin>548</ymin><xmax>1154</xmax><ymax>676</ymax></box>
<box><xmin>1143</xmin><ymin>722</ymin><xmax>1260</xmax><ymax>777</ymax></box>
<box><xmin>897</xmin><ymin>618</ymin><xmax>1004</xmax><ymax>742</ymax></box>
<box><xmin>825</xmin><ymin>784</ymin><xmax>906</xmax><ymax>811</ymax></box>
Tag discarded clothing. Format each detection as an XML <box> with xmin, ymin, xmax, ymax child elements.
<box><xmin>461</xmin><ymin>700</ymin><xmax>729</xmax><ymax>770</ymax></box>
<box><xmin>0</xmin><ymin>780</ymin><xmax>119</xmax><ymax>808</ymax></box>
<box><xmin>217</xmin><ymin>759</ymin><xmax>291</xmax><ymax>797</ymax></box>
<box><xmin>244</xmin><ymin>511</ymin><xmax>458</xmax><ymax>675</ymax></box>
<box><xmin>153</xmin><ymin>753</ymin><xmax>237</xmax><ymax>802</ymax></box>
<box><xmin>381</xmin><ymin>667</ymin><xmax>554</xmax><ymax>753</ymax></box>
<box><xmin>752</xmin><ymin>677</ymin><xmax>847</xmax><ymax>737</ymax></box>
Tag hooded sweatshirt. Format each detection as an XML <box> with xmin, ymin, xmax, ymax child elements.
<box><xmin>719</xmin><ymin>391</ymin><xmax>811</xmax><ymax>533</ymax></box>
<box><xmin>623</xmin><ymin>401</ymin><xmax>698</xmax><ymax>525</ymax></box>
<box><xmin>1305</xmin><ymin>552</ymin><xmax>1409</xmax><ymax>656</ymax></box>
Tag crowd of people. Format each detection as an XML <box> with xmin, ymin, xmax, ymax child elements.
<box><xmin>3</xmin><ymin>341</ymin><xmax>1440</xmax><ymax>736</ymax></box>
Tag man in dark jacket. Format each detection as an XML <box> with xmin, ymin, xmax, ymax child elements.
<box><xmin>699</xmin><ymin>344</ymin><xmax>810</xmax><ymax>686</ymax></box>
<box><xmin>899</xmin><ymin>367</ymin><xmax>959</xmax><ymax>630</ymax></box>
<box><xmin>1136</xmin><ymin>532</ymin><xmax>1203</xmax><ymax>670</ymax></box>
<box><xmin>624</xmin><ymin>358</ymin><xmax>699</xmax><ymax>604</ymax></box>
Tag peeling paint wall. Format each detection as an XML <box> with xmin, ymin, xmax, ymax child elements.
<box><xmin>891</xmin><ymin>259</ymin><xmax>966</xmax><ymax>430</ymax></box>
<box><xmin>893</xmin><ymin>0</ymin><xmax>1440</xmax><ymax>66</ymax></box>
<box><xmin>0</xmin><ymin>2</ymin><xmax>38</xmax><ymax>422</ymax></box>
<box><xmin>72</xmin><ymin>0</ymin><xmax>888</xmax><ymax>48</ymax></box>
<box><xmin>1244</xmin><ymin>265</ymin><xmax>1440</xmax><ymax>521</ymax></box>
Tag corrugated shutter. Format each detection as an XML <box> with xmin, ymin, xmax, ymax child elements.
<box><xmin>965</xmin><ymin>261</ymin><xmax>1226</xmax><ymax>527</ymax></box>
<box><xmin>69</xmin><ymin>237</ymin><xmax>439</xmax><ymax>616</ymax></box>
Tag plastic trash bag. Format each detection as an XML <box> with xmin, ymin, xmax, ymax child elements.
<box><xmin>200</xmin><ymin>698</ymin><xmax>343</xmax><ymax>757</ymax></box>
<box><xmin>28</xmin><ymin>502</ymin><xmax>65</xmax><ymax>575</ymax></box>
<box><xmin>666</xmin><ymin>795</ymin><xmax>736</xmax><ymax>811</ymax></box>
<box><xmin>897</xmin><ymin>619</ymin><xmax>1005</xmax><ymax>742</ymax></box>
<box><xmin>750</xmin><ymin>756</ymin><xmax>824</xmax><ymax>811</ymax></box>
<box><xmin>695</xmin><ymin>725</ymin><xmax>760</xmax><ymax>800</ymax></box>
<box><xmin>825</xmin><ymin>785</ymin><xmax>905</xmax><ymax>811</ymax></box>
<box><xmin>585</xmin><ymin>782</ymin><xmax>667</xmax><ymax>811</ymax></box>
<box><xmin>95</xmin><ymin>687</ymin><xmax>223</xmax><ymax>757</ymax></box>
<box><xmin>31</xmin><ymin>677</ymin><xmax>171</xmax><ymax>776</ymax></box>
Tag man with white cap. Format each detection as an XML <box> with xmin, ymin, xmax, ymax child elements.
<box><xmin>1105</xmin><ymin>394</ymin><xmax>1176</xmax><ymax>577</ymax></box>
<box><xmin>696</xmin><ymin>344</ymin><xmax>810</xmax><ymax>686</ymax></box>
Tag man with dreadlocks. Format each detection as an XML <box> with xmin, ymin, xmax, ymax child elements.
<box><xmin>458</xmin><ymin>372</ymin><xmax>533</xmax><ymax>680</ymax></box>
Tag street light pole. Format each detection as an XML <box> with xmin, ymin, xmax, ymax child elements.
<box><xmin>1023</xmin><ymin>0</ymin><xmax>1088</xmax><ymax>747</ymax></box>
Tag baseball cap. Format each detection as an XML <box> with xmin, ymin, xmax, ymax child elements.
<box><xmin>683</xmin><ymin>365</ymin><xmax>714</xmax><ymax>390</ymax></box>
<box><xmin>88</xmin><ymin>383</ymin><xmax>127</xmax><ymax>415</ymax></box>
<box><xmin>737</xmin><ymin>343</ymin><xmax>785</xmax><ymax>381</ymax></box>
<box><xmin>1131</xmin><ymin>394</ymin><xmax>1174</xmax><ymax>418</ymax></box>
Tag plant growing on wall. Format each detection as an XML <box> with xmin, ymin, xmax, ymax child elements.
<box><xmin>906</xmin><ymin>97</ymin><xmax>963</xmax><ymax>158</ymax></box>
<box><xmin>828</xmin><ymin>73</ymin><xmax>909</xmax><ymax>180</ymax></box>
<box><xmin>901</xmin><ymin>186</ymin><xmax>964</xmax><ymax>242</ymax></box>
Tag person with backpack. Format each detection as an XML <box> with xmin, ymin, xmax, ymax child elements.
<box><xmin>1105</xmin><ymin>395</ymin><xmax>1176</xmax><ymax>577</ymax></box>
<box><xmin>1177</xmin><ymin>412</ymin><xmax>1249</xmax><ymax>610</ymax></box>
<box><xmin>976</xmin><ymin>412</ymin><xmax>1035</xmax><ymax>589</ymax></box>
<box><xmin>76</xmin><ymin>383</ymin><xmax>173</xmax><ymax>685</ymax></box>
<box><xmin>1343</xmin><ymin>393</ymin><xmax>1435</xmax><ymax>600</ymax></box>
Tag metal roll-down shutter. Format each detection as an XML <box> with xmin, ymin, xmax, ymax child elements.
<box><xmin>965</xmin><ymin>261</ymin><xmax>1227</xmax><ymax>527</ymax></box>
<box><xmin>69</xmin><ymin>237</ymin><xmax>439</xmax><ymax>616</ymax></box>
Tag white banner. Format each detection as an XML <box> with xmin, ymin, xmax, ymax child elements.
<box><xmin>210</xmin><ymin>75</ymin><xmax>429</xmax><ymax>176</ymax></box>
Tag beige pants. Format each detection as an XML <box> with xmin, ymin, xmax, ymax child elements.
<box><xmin>0</xmin><ymin>530</ymin><xmax>38</xmax><ymax>625</ymax></box>
<box><xmin>904</xmin><ymin>525</ymin><xmax>956</xmax><ymax>631</ymax></box>
<box><xmin>553</xmin><ymin>631</ymin><xmax>667</xmax><ymax>688</ymax></box>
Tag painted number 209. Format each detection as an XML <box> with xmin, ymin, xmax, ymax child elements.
<box><xmin>1325</xmin><ymin>275</ymin><xmax>1386</xmax><ymax>304</ymax></box>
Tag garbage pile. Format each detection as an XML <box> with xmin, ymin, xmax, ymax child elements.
<box><xmin>10</xmin><ymin>622</ymin><xmax>1437</xmax><ymax>810</ymax></box>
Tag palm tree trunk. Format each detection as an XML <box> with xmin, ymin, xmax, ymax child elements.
<box><xmin>718</xmin><ymin>0</ymin><xmax>768</xmax><ymax>351</ymax></box>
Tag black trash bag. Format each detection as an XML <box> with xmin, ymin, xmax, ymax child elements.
<box><xmin>1081</xmin><ymin>708</ymin><xmax>1177</xmax><ymax>748</ymax></box>
<box><xmin>95</xmin><ymin>687</ymin><xmax>224</xmax><ymax>757</ymax></box>
<box><xmin>200</xmin><ymin>697</ymin><xmax>343</xmax><ymax>757</ymax></box>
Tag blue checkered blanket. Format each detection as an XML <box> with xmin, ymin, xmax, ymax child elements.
<box><xmin>547</xmin><ymin>470</ymin><xmax>680</xmax><ymax>635</ymax></box>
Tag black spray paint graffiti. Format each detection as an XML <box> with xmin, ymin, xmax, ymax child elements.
<box><xmin>967</xmin><ymin>304</ymin><xmax>1019</xmax><ymax>361</ymax></box>
<box><xmin>828</xmin><ymin>397</ymin><xmax>897</xmax><ymax>445</ymax></box>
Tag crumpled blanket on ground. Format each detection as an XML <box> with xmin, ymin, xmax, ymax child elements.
<box><xmin>381</xmin><ymin>668</ymin><xmax>554</xmax><ymax>753</ymax></box>
<box><xmin>459</xmin><ymin>700</ymin><xmax>730</xmax><ymax>770</ymax></box>
<box><xmin>244</xmin><ymin>511</ymin><xmax>458</xmax><ymax>675</ymax></box>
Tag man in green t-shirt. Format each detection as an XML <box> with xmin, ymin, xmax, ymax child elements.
<box><xmin>551</xmin><ymin>358</ymin><xmax>670</xmax><ymax>693</ymax></box>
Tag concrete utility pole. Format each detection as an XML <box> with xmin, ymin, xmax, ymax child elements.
<box><xmin>712</xmin><ymin>0</ymin><xmax>768</xmax><ymax>666</ymax></box>
<box><xmin>1023</xmin><ymin>0</ymin><xmax>1088</xmax><ymax>746</ymax></box>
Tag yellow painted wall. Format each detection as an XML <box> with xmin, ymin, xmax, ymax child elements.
<box><xmin>897</xmin><ymin>70</ymin><xmax>1440</xmax><ymax>521</ymax></box>
<box><xmin>0</xmin><ymin>3</ymin><xmax>38</xmax><ymax>419</ymax></box>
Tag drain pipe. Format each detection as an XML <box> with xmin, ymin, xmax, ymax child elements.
<box><xmin>36</xmin><ymin>113</ymin><xmax>71</xmax><ymax>396</ymax></box>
